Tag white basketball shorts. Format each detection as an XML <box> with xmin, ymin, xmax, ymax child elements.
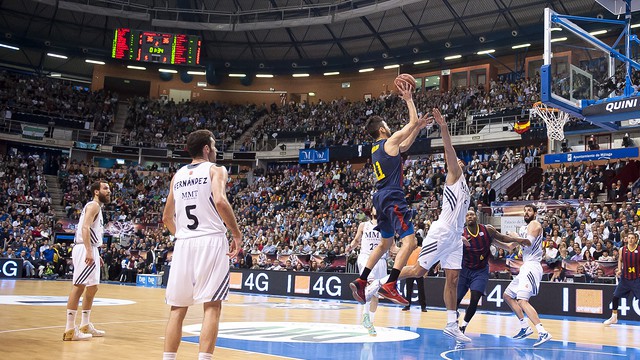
<box><xmin>504</xmin><ymin>261</ymin><xmax>543</xmax><ymax>300</ymax></box>
<box><xmin>357</xmin><ymin>253</ymin><xmax>387</xmax><ymax>281</ymax></box>
<box><xmin>165</xmin><ymin>234</ymin><xmax>230</xmax><ymax>307</ymax></box>
<box><xmin>417</xmin><ymin>220</ymin><xmax>463</xmax><ymax>271</ymax></box>
<box><xmin>72</xmin><ymin>245</ymin><xmax>100</xmax><ymax>287</ymax></box>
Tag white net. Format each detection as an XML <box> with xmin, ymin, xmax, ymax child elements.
<box><xmin>532</xmin><ymin>102</ymin><xmax>571</xmax><ymax>141</ymax></box>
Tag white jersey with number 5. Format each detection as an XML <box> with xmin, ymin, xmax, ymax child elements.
<box><xmin>360</xmin><ymin>221</ymin><xmax>386</xmax><ymax>259</ymax></box>
<box><xmin>173</xmin><ymin>161</ymin><xmax>226</xmax><ymax>239</ymax></box>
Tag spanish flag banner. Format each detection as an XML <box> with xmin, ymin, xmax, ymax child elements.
<box><xmin>514</xmin><ymin>119</ymin><xmax>530</xmax><ymax>134</ymax></box>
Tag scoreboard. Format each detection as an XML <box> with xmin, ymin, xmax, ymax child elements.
<box><xmin>112</xmin><ymin>28</ymin><xmax>201</xmax><ymax>66</ymax></box>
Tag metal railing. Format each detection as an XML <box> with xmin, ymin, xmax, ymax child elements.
<box><xmin>0</xmin><ymin>117</ymin><xmax>122</xmax><ymax>146</ymax></box>
<box><xmin>1</xmin><ymin>107</ymin><xmax>530</xmax><ymax>154</ymax></box>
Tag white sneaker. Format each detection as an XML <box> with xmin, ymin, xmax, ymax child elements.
<box><xmin>444</xmin><ymin>322</ymin><xmax>471</xmax><ymax>343</ymax></box>
<box><xmin>364</xmin><ymin>279</ymin><xmax>382</xmax><ymax>302</ymax></box>
<box><xmin>533</xmin><ymin>332</ymin><xmax>552</xmax><ymax>347</ymax></box>
<box><xmin>79</xmin><ymin>323</ymin><xmax>105</xmax><ymax>337</ymax></box>
<box><xmin>603</xmin><ymin>315</ymin><xmax>618</xmax><ymax>326</ymax></box>
<box><xmin>63</xmin><ymin>327</ymin><xmax>93</xmax><ymax>341</ymax></box>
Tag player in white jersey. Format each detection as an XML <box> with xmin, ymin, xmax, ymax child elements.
<box><xmin>365</xmin><ymin>108</ymin><xmax>471</xmax><ymax>343</ymax></box>
<box><xmin>162</xmin><ymin>129</ymin><xmax>243</xmax><ymax>360</ymax></box>
<box><xmin>346</xmin><ymin>208</ymin><xmax>395</xmax><ymax>336</ymax></box>
<box><xmin>63</xmin><ymin>181</ymin><xmax>111</xmax><ymax>341</ymax></box>
<box><xmin>503</xmin><ymin>204</ymin><xmax>552</xmax><ymax>347</ymax></box>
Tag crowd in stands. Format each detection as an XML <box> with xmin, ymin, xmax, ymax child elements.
<box><xmin>244</xmin><ymin>75</ymin><xmax>541</xmax><ymax>150</ymax></box>
<box><xmin>1</xmin><ymin>63</ymin><xmax>638</xmax><ymax>285</ymax></box>
<box><xmin>58</xmin><ymin>158</ymin><xmax>172</xmax><ymax>224</ymax></box>
<box><xmin>0</xmin><ymin>71</ymin><xmax>117</xmax><ymax>132</ymax></box>
<box><xmin>122</xmin><ymin>97</ymin><xmax>268</xmax><ymax>149</ymax></box>
<box><xmin>0</xmin><ymin>143</ymin><xmax>530</xmax><ymax>280</ymax></box>
<box><xmin>0</xmin><ymin>152</ymin><xmax>56</xmax><ymax>278</ymax></box>
<box><xmin>513</xmin><ymin>160</ymin><xmax>636</xmax><ymax>203</ymax></box>
<box><xmin>2</xmin><ymin>149</ymin><xmax>639</xmax><ymax>286</ymax></box>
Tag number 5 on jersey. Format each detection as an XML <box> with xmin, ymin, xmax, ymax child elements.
<box><xmin>185</xmin><ymin>205</ymin><xmax>199</xmax><ymax>230</ymax></box>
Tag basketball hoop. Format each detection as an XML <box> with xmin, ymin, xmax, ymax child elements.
<box><xmin>531</xmin><ymin>101</ymin><xmax>571</xmax><ymax>141</ymax></box>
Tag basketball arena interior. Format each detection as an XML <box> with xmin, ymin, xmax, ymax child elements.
<box><xmin>1</xmin><ymin>0</ymin><xmax>640</xmax><ymax>359</ymax></box>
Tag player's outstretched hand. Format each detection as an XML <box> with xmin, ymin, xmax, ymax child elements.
<box><xmin>399</xmin><ymin>81</ymin><xmax>413</xmax><ymax>102</ymax></box>
<box><xmin>418</xmin><ymin>113</ymin><xmax>434</xmax><ymax>129</ymax></box>
<box><xmin>432</xmin><ymin>108</ymin><xmax>446</xmax><ymax>126</ymax></box>
<box><xmin>227</xmin><ymin>233</ymin><xmax>242</xmax><ymax>259</ymax></box>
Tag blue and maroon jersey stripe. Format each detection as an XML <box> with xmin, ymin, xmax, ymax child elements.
<box><xmin>463</xmin><ymin>224</ymin><xmax>492</xmax><ymax>270</ymax></box>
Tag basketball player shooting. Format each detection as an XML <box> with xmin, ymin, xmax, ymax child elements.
<box><xmin>365</xmin><ymin>108</ymin><xmax>472</xmax><ymax>343</ymax></box>
<box><xmin>350</xmin><ymin>75</ymin><xmax>432</xmax><ymax>307</ymax></box>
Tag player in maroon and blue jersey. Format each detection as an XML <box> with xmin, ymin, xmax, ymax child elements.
<box><xmin>456</xmin><ymin>210</ymin><xmax>531</xmax><ymax>334</ymax></box>
<box><xmin>349</xmin><ymin>81</ymin><xmax>432</xmax><ymax>307</ymax></box>
<box><xmin>604</xmin><ymin>232</ymin><xmax>640</xmax><ymax>325</ymax></box>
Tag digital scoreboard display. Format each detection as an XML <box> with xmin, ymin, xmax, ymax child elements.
<box><xmin>112</xmin><ymin>28</ymin><xmax>201</xmax><ymax>66</ymax></box>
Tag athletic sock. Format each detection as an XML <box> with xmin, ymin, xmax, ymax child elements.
<box><xmin>387</xmin><ymin>268</ymin><xmax>401</xmax><ymax>283</ymax></box>
<box><xmin>359</xmin><ymin>268</ymin><xmax>372</xmax><ymax>281</ymax></box>
<box><xmin>447</xmin><ymin>310</ymin><xmax>457</xmax><ymax>324</ymax></box>
<box><xmin>535</xmin><ymin>323</ymin><xmax>547</xmax><ymax>334</ymax></box>
<box><xmin>162</xmin><ymin>352</ymin><xmax>177</xmax><ymax>360</ymax></box>
<box><xmin>461</xmin><ymin>320</ymin><xmax>469</xmax><ymax>327</ymax></box>
<box><xmin>80</xmin><ymin>310</ymin><xmax>91</xmax><ymax>327</ymax></box>
<box><xmin>198</xmin><ymin>352</ymin><xmax>213</xmax><ymax>360</ymax></box>
<box><xmin>519</xmin><ymin>318</ymin><xmax>529</xmax><ymax>329</ymax></box>
<box><xmin>65</xmin><ymin>309</ymin><xmax>77</xmax><ymax>331</ymax></box>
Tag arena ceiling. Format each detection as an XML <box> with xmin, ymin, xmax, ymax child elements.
<box><xmin>0</xmin><ymin>0</ymin><xmax>626</xmax><ymax>77</ymax></box>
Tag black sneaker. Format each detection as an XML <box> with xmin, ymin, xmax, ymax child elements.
<box><xmin>421</xmin><ymin>307</ymin><xmax>428</xmax><ymax>312</ymax></box>
<box><xmin>459</xmin><ymin>325</ymin><xmax>466</xmax><ymax>334</ymax></box>
<box><xmin>402</xmin><ymin>305</ymin><xmax>410</xmax><ymax>311</ymax></box>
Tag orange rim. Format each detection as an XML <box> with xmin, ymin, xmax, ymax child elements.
<box><xmin>533</xmin><ymin>101</ymin><xmax>561</xmax><ymax>113</ymax></box>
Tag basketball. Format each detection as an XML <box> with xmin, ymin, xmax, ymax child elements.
<box><xmin>394</xmin><ymin>73</ymin><xmax>416</xmax><ymax>92</ymax></box>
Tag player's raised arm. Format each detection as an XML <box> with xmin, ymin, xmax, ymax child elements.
<box><xmin>433</xmin><ymin>108</ymin><xmax>462</xmax><ymax>185</ymax></box>
<box><xmin>487</xmin><ymin>225</ymin><xmax>532</xmax><ymax>247</ymax></box>
<box><xmin>385</xmin><ymin>82</ymin><xmax>421</xmax><ymax>153</ymax></box>
<box><xmin>400</xmin><ymin>113</ymin><xmax>432</xmax><ymax>153</ymax></box>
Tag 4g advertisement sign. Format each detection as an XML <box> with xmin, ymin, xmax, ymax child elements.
<box><xmin>229</xmin><ymin>270</ymin><xmax>640</xmax><ymax>321</ymax></box>
<box><xmin>230</xmin><ymin>269</ymin><xmax>346</xmax><ymax>299</ymax></box>
<box><xmin>0</xmin><ymin>259</ymin><xmax>23</xmax><ymax>278</ymax></box>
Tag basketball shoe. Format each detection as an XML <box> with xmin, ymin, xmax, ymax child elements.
<box><xmin>63</xmin><ymin>327</ymin><xmax>92</xmax><ymax>341</ymax></box>
<box><xmin>603</xmin><ymin>314</ymin><xmax>618</xmax><ymax>326</ymax></box>
<box><xmin>79</xmin><ymin>323</ymin><xmax>105</xmax><ymax>337</ymax></box>
<box><xmin>361</xmin><ymin>313</ymin><xmax>377</xmax><ymax>336</ymax></box>
<box><xmin>364</xmin><ymin>279</ymin><xmax>382</xmax><ymax>302</ymax></box>
<box><xmin>533</xmin><ymin>332</ymin><xmax>552</xmax><ymax>347</ymax></box>
<box><xmin>377</xmin><ymin>282</ymin><xmax>409</xmax><ymax>306</ymax></box>
<box><xmin>444</xmin><ymin>322</ymin><xmax>471</xmax><ymax>343</ymax></box>
<box><xmin>349</xmin><ymin>278</ymin><xmax>367</xmax><ymax>304</ymax></box>
<box><xmin>512</xmin><ymin>326</ymin><xmax>533</xmax><ymax>339</ymax></box>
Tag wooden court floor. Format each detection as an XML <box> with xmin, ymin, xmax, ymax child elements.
<box><xmin>0</xmin><ymin>280</ymin><xmax>638</xmax><ymax>360</ymax></box>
